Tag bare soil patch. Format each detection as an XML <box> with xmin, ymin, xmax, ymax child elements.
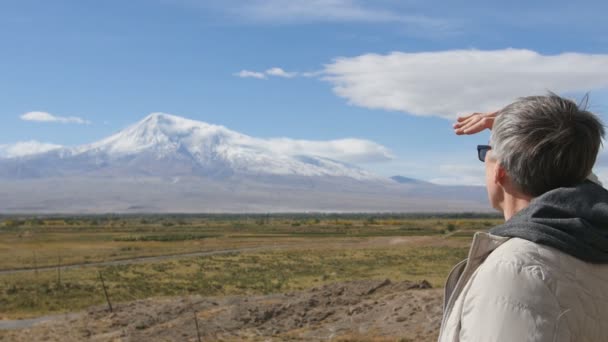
<box><xmin>0</xmin><ymin>279</ymin><xmax>443</xmax><ymax>341</ymax></box>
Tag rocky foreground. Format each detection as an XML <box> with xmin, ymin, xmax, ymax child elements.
<box><xmin>0</xmin><ymin>279</ymin><xmax>443</xmax><ymax>341</ymax></box>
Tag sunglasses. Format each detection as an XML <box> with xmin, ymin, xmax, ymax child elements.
<box><xmin>477</xmin><ymin>145</ymin><xmax>492</xmax><ymax>162</ymax></box>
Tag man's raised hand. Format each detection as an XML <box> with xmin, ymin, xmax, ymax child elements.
<box><xmin>453</xmin><ymin>111</ymin><xmax>498</xmax><ymax>135</ymax></box>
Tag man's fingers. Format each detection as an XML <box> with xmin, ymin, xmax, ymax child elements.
<box><xmin>453</xmin><ymin>111</ymin><xmax>497</xmax><ymax>135</ymax></box>
<box><xmin>453</xmin><ymin>112</ymin><xmax>486</xmax><ymax>127</ymax></box>
<box><xmin>455</xmin><ymin>112</ymin><xmax>482</xmax><ymax>123</ymax></box>
<box><xmin>455</xmin><ymin>117</ymin><xmax>485</xmax><ymax>134</ymax></box>
<box><xmin>456</xmin><ymin>114</ymin><xmax>473</xmax><ymax>122</ymax></box>
<box><xmin>454</xmin><ymin>114</ymin><xmax>481</xmax><ymax>129</ymax></box>
<box><xmin>456</xmin><ymin>112</ymin><xmax>486</xmax><ymax>121</ymax></box>
<box><xmin>455</xmin><ymin>117</ymin><xmax>494</xmax><ymax>135</ymax></box>
<box><xmin>462</xmin><ymin>123</ymin><xmax>484</xmax><ymax>135</ymax></box>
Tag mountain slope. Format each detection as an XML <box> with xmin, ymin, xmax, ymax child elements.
<box><xmin>0</xmin><ymin>113</ymin><xmax>490</xmax><ymax>213</ymax></box>
<box><xmin>0</xmin><ymin>113</ymin><xmax>379</xmax><ymax>180</ymax></box>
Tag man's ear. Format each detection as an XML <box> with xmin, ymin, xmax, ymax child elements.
<box><xmin>494</xmin><ymin>163</ymin><xmax>507</xmax><ymax>186</ymax></box>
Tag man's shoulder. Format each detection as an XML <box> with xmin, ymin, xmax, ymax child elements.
<box><xmin>485</xmin><ymin>236</ymin><xmax>556</xmax><ymax>266</ymax></box>
<box><xmin>476</xmin><ymin>236</ymin><xmax>574</xmax><ymax>288</ymax></box>
<box><xmin>484</xmin><ymin>235</ymin><xmax>605</xmax><ymax>276</ymax></box>
<box><xmin>475</xmin><ymin>235</ymin><xmax>608</xmax><ymax>299</ymax></box>
<box><xmin>472</xmin><ymin>237</ymin><xmax>556</xmax><ymax>293</ymax></box>
<box><xmin>465</xmin><ymin>235</ymin><xmax>608</xmax><ymax>340</ymax></box>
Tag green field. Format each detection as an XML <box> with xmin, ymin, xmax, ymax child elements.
<box><xmin>0</xmin><ymin>214</ymin><xmax>501</xmax><ymax>319</ymax></box>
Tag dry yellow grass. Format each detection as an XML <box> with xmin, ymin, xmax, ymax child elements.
<box><xmin>0</xmin><ymin>215</ymin><xmax>500</xmax><ymax>319</ymax></box>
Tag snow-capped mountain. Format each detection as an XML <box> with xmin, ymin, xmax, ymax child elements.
<box><xmin>1</xmin><ymin>113</ymin><xmax>379</xmax><ymax>180</ymax></box>
<box><xmin>0</xmin><ymin>113</ymin><xmax>489</xmax><ymax>213</ymax></box>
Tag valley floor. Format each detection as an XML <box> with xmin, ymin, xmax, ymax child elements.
<box><xmin>0</xmin><ymin>214</ymin><xmax>499</xmax><ymax>341</ymax></box>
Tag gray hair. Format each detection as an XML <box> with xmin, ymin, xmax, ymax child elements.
<box><xmin>490</xmin><ymin>93</ymin><xmax>605</xmax><ymax>197</ymax></box>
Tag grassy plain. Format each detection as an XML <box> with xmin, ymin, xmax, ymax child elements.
<box><xmin>0</xmin><ymin>214</ymin><xmax>501</xmax><ymax>319</ymax></box>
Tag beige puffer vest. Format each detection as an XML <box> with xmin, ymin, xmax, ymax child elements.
<box><xmin>438</xmin><ymin>232</ymin><xmax>608</xmax><ymax>342</ymax></box>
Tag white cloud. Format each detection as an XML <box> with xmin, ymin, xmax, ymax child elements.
<box><xmin>229</xmin><ymin>0</ymin><xmax>448</xmax><ymax>29</ymax></box>
<box><xmin>21</xmin><ymin>111</ymin><xmax>91</xmax><ymax>124</ymax></box>
<box><xmin>301</xmin><ymin>70</ymin><xmax>324</xmax><ymax>78</ymax></box>
<box><xmin>324</xmin><ymin>49</ymin><xmax>608</xmax><ymax>119</ymax></box>
<box><xmin>261</xmin><ymin>137</ymin><xmax>394</xmax><ymax>163</ymax></box>
<box><xmin>0</xmin><ymin>141</ymin><xmax>63</xmax><ymax>158</ymax></box>
<box><xmin>266</xmin><ymin>67</ymin><xmax>298</xmax><ymax>78</ymax></box>
<box><xmin>234</xmin><ymin>70</ymin><xmax>267</xmax><ymax>79</ymax></box>
<box><xmin>234</xmin><ymin>67</ymin><xmax>303</xmax><ymax>79</ymax></box>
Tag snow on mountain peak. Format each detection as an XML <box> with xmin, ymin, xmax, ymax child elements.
<box><xmin>140</xmin><ymin>112</ymin><xmax>211</xmax><ymax>131</ymax></box>
<box><xmin>75</xmin><ymin>113</ymin><xmax>240</xmax><ymax>157</ymax></box>
<box><xmin>3</xmin><ymin>113</ymin><xmax>386</xmax><ymax>180</ymax></box>
<box><xmin>133</xmin><ymin>112</ymin><xmax>230</xmax><ymax>138</ymax></box>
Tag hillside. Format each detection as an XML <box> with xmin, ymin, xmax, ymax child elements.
<box><xmin>0</xmin><ymin>113</ymin><xmax>489</xmax><ymax>213</ymax></box>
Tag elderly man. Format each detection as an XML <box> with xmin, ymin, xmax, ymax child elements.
<box><xmin>437</xmin><ymin>94</ymin><xmax>608</xmax><ymax>342</ymax></box>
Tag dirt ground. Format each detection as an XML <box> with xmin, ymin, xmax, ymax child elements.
<box><xmin>0</xmin><ymin>279</ymin><xmax>443</xmax><ymax>341</ymax></box>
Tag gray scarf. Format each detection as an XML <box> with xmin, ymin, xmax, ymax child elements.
<box><xmin>490</xmin><ymin>180</ymin><xmax>608</xmax><ymax>263</ymax></box>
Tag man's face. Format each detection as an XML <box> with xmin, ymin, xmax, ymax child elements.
<box><xmin>484</xmin><ymin>150</ymin><xmax>503</xmax><ymax>211</ymax></box>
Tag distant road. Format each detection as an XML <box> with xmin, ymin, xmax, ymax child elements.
<box><xmin>0</xmin><ymin>246</ymin><xmax>286</xmax><ymax>276</ymax></box>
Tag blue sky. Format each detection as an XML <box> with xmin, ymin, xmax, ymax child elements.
<box><xmin>3</xmin><ymin>0</ymin><xmax>608</xmax><ymax>184</ymax></box>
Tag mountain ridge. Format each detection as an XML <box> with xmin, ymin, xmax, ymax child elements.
<box><xmin>0</xmin><ymin>113</ymin><xmax>490</xmax><ymax>213</ymax></box>
<box><xmin>1</xmin><ymin>113</ymin><xmax>382</xmax><ymax>180</ymax></box>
